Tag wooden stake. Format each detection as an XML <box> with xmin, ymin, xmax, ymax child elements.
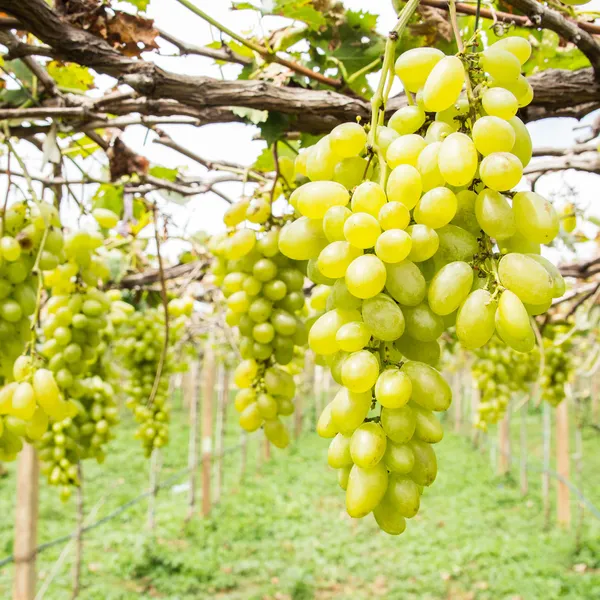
<box><xmin>542</xmin><ymin>401</ymin><xmax>552</xmax><ymax>529</ymax></box>
<box><xmin>185</xmin><ymin>361</ymin><xmax>199</xmax><ymax>523</ymax></box>
<box><xmin>574</xmin><ymin>390</ymin><xmax>585</xmax><ymax>550</ymax></box>
<box><xmin>215</xmin><ymin>364</ymin><xmax>229</xmax><ymax>502</ymax></box>
<box><xmin>520</xmin><ymin>394</ymin><xmax>528</xmax><ymax>496</ymax></box>
<box><xmin>147</xmin><ymin>449</ymin><xmax>160</xmax><ymax>531</ymax></box>
<box><xmin>556</xmin><ymin>394</ymin><xmax>571</xmax><ymax>528</ymax></box>
<box><xmin>71</xmin><ymin>464</ymin><xmax>84</xmax><ymax>600</ymax></box>
<box><xmin>498</xmin><ymin>401</ymin><xmax>511</xmax><ymax>476</ymax></box>
<box><xmin>239</xmin><ymin>431</ymin><xmax>248</xmax><ymax>484</ymax></box>
<box><xmin>201</xmin><ymin>336</ymin><xmax>215</xmax><ymax>517</ymax></box>
<box><xmin>263</xmin><ymin>437</ymin><xmax>271</xmax><ymax>462</ymax></box>
<box><xmin>13</xmin><ymin>444</ymin><xmax>39</xmax><ymax>600</ymax></box>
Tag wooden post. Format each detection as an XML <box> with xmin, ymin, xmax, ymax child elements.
<box><xmin>71</xmin><ymin>464</ymin><xmax>84</xmax><ymax>600</ymax></box>
<box><xmin>556</xmin><ymin>395</ymin><xmax>571</xmax><ymax>528</ymax></box>
<box><xmin>542</xmin><ymin>401</ymin><xmax>552</xmax><ymax>529</ymax></box>
<box><xmin>182</xmin><ymin>366</ymin><xmax>194</xmax><ymax>422</ymax></box>
<box><xmin>263</xmin><ymin>438</ymin><xmax>271</xmax><ymax>462</ymax></box>
<box><xmin>201</xmin><ymin>335</ymin><xmax>215</xmax><ymax>517</ymax></box>
<box><xmin>574</xmin><ymin>390</ymin><xmax>585</xmax><ymax>550</ymax></box>
<box><xmin>147</xmin><ymin>449</ymin><xmax>160</xmax><ymax>530</ymax></box>
<box><xmin>453</xmin><ymin>372</ymin><xmax>462</xmax><ymax>434</ymax></box>
<box><xmin>215</xmin><ymin>364</ymin><xmax>229</xmax><ymax>503</ymax></box>
<box><xmin>498</xmin><ymin>401</ymin><xmax>511</xmax><ymax>476</ymax></box>
<box><xmin>185</xmin><ymin>361</ymin><xmax>199</xmax><ymax>522</ymax></box>
<box><xmin>13</xmin><ymin>444</ymin><xmax>39</xmax><ymax>600</ymax></box>
<box><xmin>520</xmin><ymin>394</ymin><xmax>528</xmax><ymax>496</ymax></box>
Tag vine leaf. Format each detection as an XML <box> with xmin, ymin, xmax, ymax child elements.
<box><xmin>119</xmin><ymin>0</ymin><xmax>151</xmax><ymax>11</ymax></box>
<box><xmin>259</xmin><ymin>112</ymin><xmax>293</xmax><ymax>146</ymax></box>
<box><xmin>149</xmin><ymin>165</ymin><xmax>179</xmax><ymax>182</ymax></box>
<box><xmin>46</xmin><ymin>61</ymin><xmax>95</xmax><ymax>91</ymax></box>
<box><xmin>92</xmin><ymin>183</ymin><xmax>125</xmax><ymax>216</ymax></box>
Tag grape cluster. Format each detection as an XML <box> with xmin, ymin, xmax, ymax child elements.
<box><xmin>37</xmin><ymin>376</ymin><xmax>118</xmax><ymax>501</ymax></box>
<box><xmin>116</xmin><ymin>300</ymin><xmax>189</xmax><ymax>456</ymax></box>
<box><xmin>472</xmin><ymin>337</ymin><xmax>537</xmax><ymax>429</ymax></box>
<box><xmin>210</xmin><ymin>212</ymin><xmax>308</xmax><ymax>448</ymax></box>
<box><xmin>276</xmin><ymin>35</ymin><xmax>563</xmax><ymax>534</ymax></box>
<box><xmin>541</xmin><ymin>338</ymin><xmax>572</xmax><ymax>407</ymax></box>
<box><xmin>0</xmin><ymin>200</ymin><xmax>66</xmax><ymax>460</ymax></box>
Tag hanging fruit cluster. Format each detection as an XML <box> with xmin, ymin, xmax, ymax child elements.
<box><xmin>275</xmin><ymin>25</ymin><xmax>564</xmax><ymax>534</ymax></box>
<box><xmin>209</xmin><ymin>176</ymin><xmax>308</xmax><ymax>449</ymax></box>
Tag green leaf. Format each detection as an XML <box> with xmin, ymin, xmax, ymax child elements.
<box><xmin>274</xmin><ymin>0</ymin><xmax>326</xmax><ymax>31</ymax></box>
<box><xmin>149</xmin><ymin>165</ymin><xmax>179</xmax><ymax>182</ymax></box>
<box><xmin>253</xmin><ymin>140</ymin><xmax>298</xmax><ymax>172</ymax></box>
<box><xmin>46</xmin><ymin>61</ymin><xmax>95</xmax><ymax>92</ymax></box>
<box><xmin>92</xmin><ymin>184</ymin><xmax>124</xmax><ymax>216</ymax></box>
<box><xmin>259</xmin><ymin>112</ymin><xmax>294</xmax><ymax>147</ymax></box>
<box><xmin>232</xmin><ymin>1</ymin><xmax>259</xmax><ymax>9</ymax></box>
<box><xmin>119</xmin><ymin>0</ymin><xmax>151</xmax><ymax>10</ymax></box>
<box><xmin>345</xmin><ymin>9</ymin><xmax>378</xmax><ymax>32</ymax></box>
<box><xmin>232</xmin><ymin>107</ymin><xmax>269</xmax><ymax>125</ymax></box>
<box><xmin>63</xmin><ymin>135</ymin><xmax>101</xmax><ymax>158</ymax></box>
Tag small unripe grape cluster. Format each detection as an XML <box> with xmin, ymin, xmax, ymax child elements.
<box><xmin>210</xmin><ymin>215</ymin><xmax>308</xmax><ymax>448</ymax></box>
<box><xmin>0</xmin><ymin>200</ymin><xmax>64</xmax><ymax>380</ymax></box>
<box><xmin>37</xmin><ymin>376</ymin><xmax>118</xmax><ymax>501</ymax></box>
<box><xmin>0</xmin><ymin>356</ymin><xmax>75</xmax><ymax>461</ymax></box>
<box><xmin>472</xmin><ymin>337</ymin><xmax>537</xmax><ymax>429</ymax></box>
<box><xmin>541</xmin><ymin>339</ymin><xmax>572</xmax><ymax>407</ymax></box>
<box><xmin>275</xmin><ymin>34</ymin><xmax>564</xmax><ymax>534</ymax></box>
<box><xmin>116</xmin><ymin>301</ymin><xmax>190</xmax><ymax>456</ymax></box>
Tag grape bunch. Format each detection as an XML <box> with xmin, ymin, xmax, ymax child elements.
<box><xmin>210</xmin><ymin>212</ymin><xmax>308</xmax><ymax>449</ymax></box>
<box><xmin>0</xmin><ymin>200</ymin><xmax>66</xmax><ymax>460</ymax></box>
<box><xmin>116</xmin><ymin>300</ymin><xmax>189</xmax><ymax>456</ymax></box>
<box><xmin>275</xmin><ymin>34</ymin><xmax>564</xmax><ymax>534</ymax></box>
<box><xmin>37</xmin><ymin>375</ymin><xmax>118</xmax><ymax>501</ymax></box>
<box><xmin>471</xmin><ymin>337</ymin><xmax>537</xmax><ymax>429</ymax></box>
<box><xmin>541</xmin><ymin>335</ymin><xmax>572</xmax><ymax>407</ymax></box>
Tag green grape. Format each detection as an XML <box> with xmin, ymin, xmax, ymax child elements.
<box><xmin>378</xmin><ymin>202</ymin><xmax>410</xmax><ymax>231</ymax></box>
<box><xmin>495</xmin><ymin>290</ymin><xmax>535</xmax><ymax>353</ymax></box>
<box><xmin>386</xmin><ymin>165</ymin><xmax>423</xmax><ymax>209</ymax></box>
<box><xmin>475</xmin><ymin>189</ymin><xmax>516</xmax><ymax>240</ymax></box>
<box><xmin>407</xmin><ymin>439</ymin><xmax>437</xmax><ymax>486</ymax></box>
<box><xmin>480</xmin><ymin>47</ymin><xmax>521</xmax><ymax>83</ymax></box>
<box><xmin>317</xmin><ymin>241</ymin><xmax>362</xmax><ymax>279</ymax></box>
<box><xmin>386</xmin><ymin>134</ymin><xmax>427</xmax><ymax>169</ymax></box>
<box><xmin>329</xmin><ymin>122</ymin><xmax>367</xmax><ymax>158</ymax></box>
<box><xmin>424</xmin><ymin>121</ymin><xmax>454</xmax><ymax>143</ymax></box>
<box><xmin>346</xmin><ymin>462</ymin><xmax>388</xmax><ymax>518</ymax></box>
<box><xmin>394</xmin><ymin>47</ymin><xmax>444</xmax><ymax>92</ymax></box>
<box><xmin>395</xmin><ymin>336</ymin><xmax>441</xmax><ymax>366</ymax></box>
<box><xmin>361</xmin><ymin>294</ymin><xmax>405</xmax><ymax>341</ymax></box>
<box><xmin>479</xmin><ymin>152</ymin><xmax>523</xmax><ymax>191</ymax></box>
<box><xmin>375</xmin><ymin>367</ymin><xmax>412</xmax><ymax>409</ymax></box>
<box><xmin>508</xmin><ymin>116</ymin><xmax>532</xmax><ymax>167</ymax></box>
<box><xmin>343</xmin><ymin>212</ymin><xmax>381</xmax><ymax>249</ymax></box>
<box><xmin>350</xmin><ymin>422</ymin><xmax>387</xmax><ymax>468</ymax></box>
<box><xmin>428</xmin><ymin>261</ymin><xmax>473</xmax><ymax>316</ymax></box>
<box><xmin>384</xmin><ymin>260</ymin><xmax>426</xmax><ymax>307</ymax></box>
<box><xmin>438</xmin><ymin>133</ymin><xmax>478</xmax><ymax>186</ymax></box>
<box><xmin>412</xmin><ymin>403</ymin><xmax>444</xmax><ymax>443</ymax></box>
<box><xmin>345</xmin><ymin>255</ymin><xmax>387</xmax><ymax>299</ymax></box>
<box><xmin>512</xmin><ymin>191</ymin><xmax>559</xmax><ymax>243</ymax></box>
<box><xmin>472</xmin><ymin>116</ymin><xmax>516</xmax><ymax>156</ymax></box>
<box><xmin>333</xmin><ymin>156</ymin><xmax>368</xmax><ymax>190</ymax></box>
<box><xmin>481</xmin><ymin>87</ymin><xmax>518</xmax><ymax>120</ymax></box>
<box><xmin>406</xmin><ymin>225</ymin><xmax>439</xmax><ymax>262</ymax></box>
<box><xmin>416</xmin><ymin>142</ymin><xmax>446</xmax><ymax>192</ymax></box>
<box><xmin>414</xmin><ymin>187</ymin><xmax>457</xmax><ymax>229</ymax></box>
<box><xmin>422</xmin><ymin>56</ymin><xmax>465</xmax><ymax>112</ymax></box>
<box><xmin>309</xmin><ymin>308</ymin><xmax>361</xmax><ymax>355</ymax></box>
<box><xmin>279</xmin><ymin>216</ymin><xmax>327</xmax><ymax>260</ymax></box>
<box><xmin>456</xmin><ymin>289</ymin><xmax>497</xmax><ymax>349</ymax></box>
<box><xmin>382</xmin><ymin>439</ymin><xmax>414</xmax><ymax>473</ymax></box>
<box><xmin>498</xmin><ymin>253</ymin><xmax>554</xmax><ymax>305</ymax></box>
<box><xmin>351</xmin><ymin>182</ymin><xmax>387</xmax><ymax>217</ymax></box>
<box><xmin>305</xmin><ymin>137</ymin><xmax>338</xmax><ymax>181</ymax></box>
<box><xmin>401</xmin><ymin>361</ymin><xmax>451</xmax><ymax>412</ymax></box>
<box><xmin>388</xmin><ymin>106</ymin><xmax>426</xmax><ymax>135</ymax></box>
<box><xmin>323</xmin><ymin>205</ymin><xmax>352</xmax><ymax>243</ymax></box>
<box><xmin>374</xmin><ymin>229</ymin><xmax>412</xmax><ymax>264</ymax></box>
<box><xmin>294</xmin><ymin>181</ymin><xmax>349</xmax><ymax>219</ymax></box>
<box><xmin>403</xmin><ymin>302</ymin><xmax>444</xmax><ymax>342</ymax></box>
<box><xmin>381</xmin><ymin>405</ymin><xmax>416</xmax><ymax>444</ymax></box>
<box><xmin>492</xmin><ymin>37</ymin><xmax>532</xmax><ymax>65</ymax></box>
<box><xmin>330</xmin><ymin>387</ymin><xmax>372</xmax><ymax>435</ymax></box>
<box><xmin>336</xmin><ymin>321</ymin><xmax>371</xmax><ymax>353</ymax></box>
<box><xmin>328</xmin><ymin>432</ymin><xmax>352</xmax><ymax>468</ymax></box>
<box><xmin>341</xmin><ymin>350</ymin><xmax>379</xmax><ymax>393</ymax></box>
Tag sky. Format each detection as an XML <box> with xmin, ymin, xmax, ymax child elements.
<box><xmin>3</xmin><ymin>0</ymin><xmax>600</xmax><ymax>263</ymax></box>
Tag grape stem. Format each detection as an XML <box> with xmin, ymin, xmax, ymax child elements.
<box><xmin>147</xmin><ymin>205</ymin><xmax>170</xmax><ymax>408</ymax></box>
<box><xmin>368</xmin><ymin>0</ymin><xmax>420</xmax><ymax>187</ymax></box>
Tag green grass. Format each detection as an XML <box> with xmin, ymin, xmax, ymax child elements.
<box><xmin>0</xmin><ymin>397</ymin><xmax>599</xmax><ymax>600</ymax></box>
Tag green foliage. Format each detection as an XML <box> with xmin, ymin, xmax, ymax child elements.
<box><xmin>259</xmin><ymin>111</ymin><xmax>294</xmax><ymax>146</ymax></box>
<box><xmin>273</xmin><ymin>0</ymin><xmax>327</xmax><ymax>31</ymax></box>
<box><xmin>0</xmin><ymin>404</ymin><xmax>598</xmax><ymax>599</ymax></box>
<box><xmin>92</xmin><ymin>183</ymin><xmax>124</xmax><ymax>216</ymax></box>
<box><xmin>253</xmin><ymin>140</ymin><xmax>298</xmax><ymax>172</ymax></box>
<box><xmin>148</xmin><ymin>165</ymin><xmax>179</xmax><ymax>182</ymax></box>
<box><xmin>120</xmin><ymin>0</ymin><xmax>151</xmax><ymax>11</ymax></box>
<box><xmin>46</xmin><ymin>61</ymin><xmax>95</xmax><ymax>92</ymax></box>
